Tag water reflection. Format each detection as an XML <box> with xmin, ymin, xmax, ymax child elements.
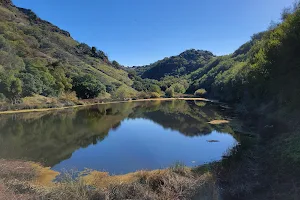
<box><xmin>0</xmin><ymin>100</ymin><xmax>238</xmax><ymax>174</ymax></box>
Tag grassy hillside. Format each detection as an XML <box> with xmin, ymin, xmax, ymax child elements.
<box><xmin>186</xmin><ymin>32</ymin><xmax>265</xmax><ymax>101</ymax></box>
<box><xmin>133</xmin><ymin>3</ymin><xmax>300</xmax><ymax>114</ymax></box>
<box><xmin>0</xmin><ymin>0</ymin><xmax>136</xmax><ymax>105</ymax></box>
<box><xmin>188</xmin><ymin>3</ymin><xmax>300</xmax><ymax>114</ymax></box>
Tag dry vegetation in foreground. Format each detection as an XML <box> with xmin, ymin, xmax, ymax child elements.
<box><xmin>0</xmin><ymin>160</ymin><xmax>216</xmax><ymax>200</ymax></box>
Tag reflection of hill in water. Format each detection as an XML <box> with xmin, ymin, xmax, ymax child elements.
<box><xmin>0</xmin><ymin>100</ymin><xmax>234</xmax><ymax>167</ymax></box>
<box><xmin>0</xmin><ymin>103</ymin><xmax>134</xmax><ymax>166</ymax></box>
<box><xmin>129</xmin><ymin>100</ymin><xmax>234</xmax><ymax>137</ymax></box>
<box><xmin>140</xmin><ymin>111</ymin><xmax>213</xmax><ymax>136</ymax></box>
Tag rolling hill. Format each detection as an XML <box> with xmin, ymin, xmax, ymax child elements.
<box><xmin>133</xmin><ymin>49</ymin><xmax>215</xmax><ymax>80</ymax></box>
<box><xmin>0</xmin><ymin>0</ymin><xmax>137</xmax><ymax>103</ymax></box>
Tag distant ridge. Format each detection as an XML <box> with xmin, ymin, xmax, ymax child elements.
<box><xmin>133</xmin><ymin>49</ymin><xmax>215</xmax><ymax>80</ymax></box>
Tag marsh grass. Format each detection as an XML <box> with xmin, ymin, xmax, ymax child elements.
<box><xmin>0</xmin><ymin>159</ymin><xmax>41</xmax><ymax>199</ymax></box>
<box><xmin>43</xmin><ymin>171</ymin><xmax>104</xmax><ymax>200</ymax></box>
<box><xmin>0</xmin><ymin>160</ymin><xmax>215</xmax><ymax>200</ymax></box>
<box><xmin>101</xmin><ymin>166</ymin><xmax>210</xmax><ymax>200</ymax></box>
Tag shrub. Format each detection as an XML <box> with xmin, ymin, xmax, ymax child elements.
<box><xmin>194</xmin><ymin>89</ymin><xmax>207</xmax><ymax>97</ymax></box>
<box><xmin>137</xmin><ymin>92</ymin><xmax>150</xmax><ymax>99</ymax></box>
<box><xmin>106</xmin><ymin>84</ymin><xmax>116</xmax><ymax>93</ymax></box>
<box><xmin>0</xmin><ymin>73</ymin><xmax>22</xmax><ymax>103</ymax></box>
<box><xmin>132</xmin><ymin>81</ymin><xmax>144</xmax><ymax>91</ymax></box>
<box><xmin>72</xmin><ymin>74</ymin><xmax>106</xmax><ymax>99</ymax></box>
<box><xmin>150</xmin><ymin>92</ymin><xmax>160</xmax><ymax>98</ymax></box>
<box><xmin>59</xmin><ymin>91</ymin><xmax>78</xmax><ymax>102</ymax></box>
<box><xmin>0</xmin><ymin>93</ymin><xmax>6</xmax><ymax>102</ymax></box>
<box><xmin>112</xmin><ymin>60</ymin><xmax>121</xmax><ymax>69</ymax></box>
<box><xmin>148</xmin><ymin>84</ymin><xmax>161</xmax><ymax>93</ymax></box>
<box><xmin>165</xmin><ymin>87</ymin><xmax>174</xmax><ymax>97</ymax></box>
<box><xmin>112</xmin><ymin>85</ymin><xmax>137</xmax><ymax>100</ymax></box>
<box><xmin>22</xmin><ymin>95</ymin><xmax>60</xmax><ymax>109</ymax></box>
<box><xmin>19</xmin><ymin>72</ymin><xmax>43</xmax><ymax>96</ymax></box>
<box><xmin>172</xmin><ymin>83</ymin><xmax>186</xmax><ymax>93</ymax></box>
<box><xmin>0</xmin><ymin>50</ymin><xmax>25</xmax><ymax>71</ymax></box>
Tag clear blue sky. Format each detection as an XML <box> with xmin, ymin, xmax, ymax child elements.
<box><xmin>13</xmin><ymin>0</ymin><xmax>293</xmax><ymax>66</ymax></box>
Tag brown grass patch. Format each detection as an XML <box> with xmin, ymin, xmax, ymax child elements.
<box><xmin>0</xmin><ymin>160</ymin><xmax>215</xmax><ymax>200</ymax></box>
<box><xmin>83</xmin><ymin>166</ymin><xmax>213</xmax><ymax>200</ymax></box>
<box><xmin>0</xmin><ymin>159</ymin><xmax>42</xmax><ymax>199</ymax></box>
<box><xmin>0</xmin><ymin>159</ymin><xmax>35</xmax><ymax>181</ymax></box>
<box><xmin>30</xmin><ymin>163</ymin><xmax>59</xmax><ymax>186</ymax></box>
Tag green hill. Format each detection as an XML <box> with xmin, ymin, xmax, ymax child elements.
<box><xmin>1</xmin><ymin>0</ymin><xmax>300</xmax><ymax>113</ymax></box>
<box><xmin>188</xmin><ymin>6</ymin><xmax>300</xmax><ymax>112</ymax></box>
<box><xmin>132</xmin><ymin>4</ymin><xmax>300</xmax><ymax>113</ymax></box>
<box><xmin>0</xmin><ymin>0</ymin><xmax>136</xmax><ymax>105</ymax></box>
<box><xmin>134</xmin><ymin>49</ymin><xmax>215</xmax><ymax>80</ymax></box>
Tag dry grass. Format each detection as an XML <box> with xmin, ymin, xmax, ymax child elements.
<box><xmin>84</xmin><ymin>165</ymin><xmax>212</xmax><ymax>200</ymax></box>
<box><xmin>59</xmin><ymin>91</ymin><xmax>78</xmax><ymax>103</ymax></box>
<box><xmin>42</xmin><ymin>171</ymin><xmax>105</xmax><ymax>200</ymax></box>
<box><xmin>0</xmin><ymin>159</ymin><xmax>215</xmax><ymax>200</ymax></box>
<box><xmin>0</xmin><ymin>159</ymin><xmax>41</xmax><ymax>200</ymax></box>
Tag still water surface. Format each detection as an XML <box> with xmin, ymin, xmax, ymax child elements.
<box><xmin>0</xmin><ymin>100</ymin><xmax>238</xmax><ymax>174</ymax></box>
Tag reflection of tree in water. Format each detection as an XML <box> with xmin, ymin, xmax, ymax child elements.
<box><xmin>0</xmin><ymin>103</ymin><xmax>136</xmax><ymax>167</ymax></box>
<box><xmin>130</xmin><ymin>100</ymin><xmax>234</xmax><ymax>137</ymax></box>
<box><xmin>0</xmin><ymin>100</ymin><xmax>235</xmax><ymax>167</ymax></box>
<box><xmin>141</xmin><ymin>111</ymin><xmax>213</xmax><ymax>136</ymax></box>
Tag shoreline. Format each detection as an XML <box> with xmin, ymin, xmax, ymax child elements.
<box><xmin>0</xmin><ymin>97</ymin><xmax>211</xmax><ymax>115</ymax></box>
<box><xmin>0</xmin><ymin>159</ymin><xmax>213</xmax><ymax>199</ymax></box>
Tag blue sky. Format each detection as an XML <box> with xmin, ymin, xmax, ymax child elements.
<box><xmin>13</xmin><ymin>0</ymin><xmax>294</xmax><ymax>66</ymax></box>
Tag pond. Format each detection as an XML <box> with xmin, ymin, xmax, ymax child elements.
<box><xmin>0</xmin><ymin>100</ymin><xmax>239</xmax><ymax>174</ymax></box>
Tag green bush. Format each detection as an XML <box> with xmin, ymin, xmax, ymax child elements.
<box><xmin>0</xmin><ymin>73</ymin><xmax>22</xmax><ymax>102</ymax></box>
<box><xmin>172</xmin><ymin>83</ymin><xmax>186</xmax><ymax>93</ymax></box>
<box><xmin>148</xmin><ymin>84</ymin><xmax>161</xmax><ymax>93</ymax></box>
<box><xmin>72</xmin><ymin>74</ymin><xmax>106</xmax><ymax>99</ymax></box>
<box><xmin>132</xmin><ymin>81</ymin><xmax>144</xmax><ymax>91</ymax></box>
<box><xmin>165</xmin><ymin>87</ymin><xmax>174</xmax><ymax>97</ymax></box>
<box><xmin>19</xmin><ymin>72</ymin><xmax>43</xmax><ymax>96</ymax></box>
<box><xmin>150</xmin><ymin>92</ymin><xmax>160</xmax><ymax>98</ymax></box>
<box><xmin>137</xmin><ymin>92</ymin><xmax>150</xmax><ymax>99</ymax></box>
<box><xmin>59</xmin><ymin>91</ymin><xmax>78</xmax><ymax>102</ymax></box>
<box><xmin>0</xmin><ymin>93</ymin><xmax>6</xmax><ymax>102</ymax></box>
<box><xmin>106</xmin><ymin>84</ymin><xmax>116</xmax><ymax>93</ymax></box>
<box><xmin>194</xmin><ymin>89</ymin><xmax>207</xmax><ymax>97</ymax></box>
<box><xmin>112</xmin><ymin>85</ymin><xmax>137</xmax><ymax>100</ymax></box>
